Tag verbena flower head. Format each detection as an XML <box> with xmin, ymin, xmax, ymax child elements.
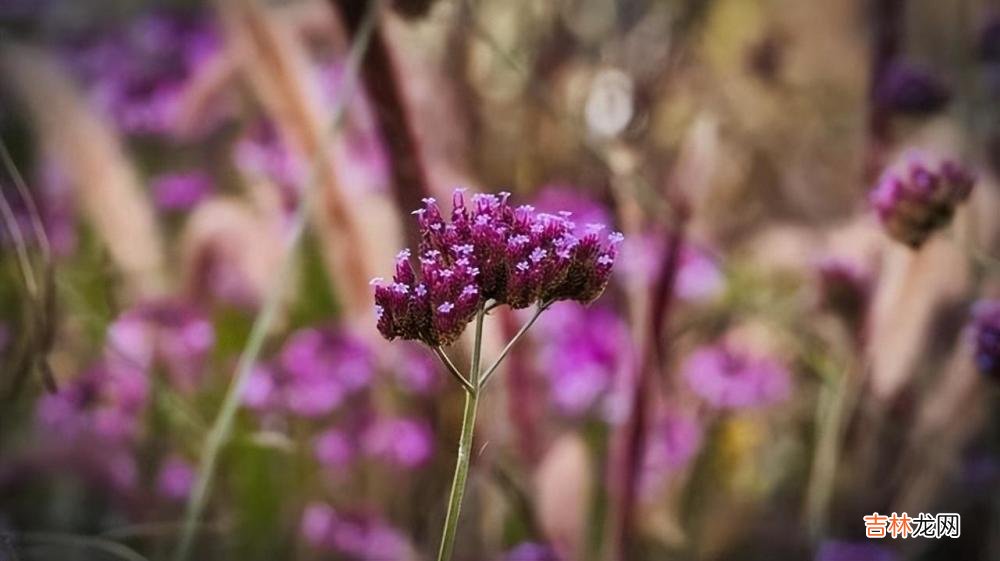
<box><xmin>682</xmin><ymin>344</ymin><xmax>791</xmax><ymax>409</ymax></box>
<box><xmin>969</xmin><ymin>299</ymin><xmax>1000</xmax><ymax>381</ymax></box>
<box><xmin>870</xmin><ymin>154</ymin><xmax>975</xmax><ymax>248</ymax></box>
<box><xmin>373</xmin><ymin>189</ymin><xmax>622</xmax><ymax>346</ymax></box>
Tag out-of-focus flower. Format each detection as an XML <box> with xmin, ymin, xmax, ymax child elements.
<box><xmin>105</xmin><ymin>299</ymin><xmax>215</xmax><ymax>393</ymax></box>
<box><xmin>300</xmin><ymin>503</ymin><xmax>411</xmax><ymax>560</ymax></box>
<box><xmin>314</xmin><ymin>428</ymin><xmax>356</xmax><ymax>469</ymax></box>
<box><xmin>151</xmin><ymin>171</ymin><xmax>212</xmax><ymax>212</ymax></box>
<box><xmin>969</xmin><ymin>299</ymin><xmax>1000</xmax><ymax>381</ymax></box>
<box><xmin>243</xmin><ymin>327</ymin><xmax>373</xmax><ymax>418</ymax></box>
<box><xmin>870</xmin><ymin>154</ymin><xmax>975</xmax><ymax>248</ymax></box>
<box><xmin>373</xmin><ymin>190</ymin><xmax>622</xmax><ymax>346</ymax></box>
<box><xmin>641</xmin><ymin>412</ymin><xmax>702</xmax><ymax>492</ymax></box>
<box><xmin>279</xmin><ymin>327</ymin><xmax>374</xmax><ymax>418</ymax></box>
<box><xmin>534</xmin><ymin>302</ymin><xmax>631</xmax><ymax>417</ymax></box>
<box><xmin>619</xmin><ymin>233</ymin><xmax>723</xmax><ymax>301</ymax></box>
<box><xmin>682</xmin><ymin>344</ymin><xmax>791</xmax><ymax>409</ymax></box>
<box><xmin>234</xmin><ymin>120</ymin><xmax>304</xmax><ymax>200</ymax></box>
<box><xmin>392</xmin><ymin>343</ymin><xmax>442</xmax><ymax>395</ymax></box>
<box><xmin>66</xmin><ymin>10</ymin><xmax>221</xmax><ymax>136</ymax></box>
<box><xmin>874</xmin><ymin>61</ymin><xmax>951</xmax><ymax>116</ymax></box>
<box><xmin>815</xmin><ymin>257</ymin><xmax>872</xmax><ymax>330</ymax></box>
<box><xmin>496</xmin><ymin>541</ymin><xmax>561</xmax><ymax>561</ymax></box>
<box><xmin>363</xmin><ymin>417</ymin><xmax>434</xmax><ymax>469</ymax></box>
<box><xmin>156</xmin><ymin>455</ymin><xmax>195</xmax><ymax>501</ymax></box>
<box><xmin>36</xmin><ymin>361</ymin><xmax>148</xmax><ymax>444</ymax></box>
<box><xmin>814</xmin><ymin>540</ymin><xmax>897</xmax><ymax>561</ymax></box>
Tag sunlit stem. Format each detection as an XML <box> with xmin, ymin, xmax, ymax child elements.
<box><xmin>434</xmin><ymin>346</ymin><xmax>474</xmax><ymax>393</ymax></box>
<box><xmin>478</xmin><ymin>300</ymin><xmax>551</xmax><ymax>390</ymax></box>
<box><xmin>436</xmin><ymin>304</ymin><xmax>485</xmax><ymax>561</ymax></box>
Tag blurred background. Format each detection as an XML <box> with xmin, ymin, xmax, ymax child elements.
<box><xmin>0</xmin><ymin>0</ymin><xmax>998</xmax><ymax>560</ymax></box>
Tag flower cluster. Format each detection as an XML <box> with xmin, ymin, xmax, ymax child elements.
<box><xmin>243</xmin><ymin>326</ymin><xmax>374</xmax><ymax>418</ymax></box>
<box><xmin>534</xmin><ymin>302</ymin><xmax>632</xmax><ymax>417</ymax></box>
<box><xmin>374</xmin><ymin>190</ymin><xmax>623</xmax><ymax>346</ymax></box>
<box><xmin>105</xmin><ymin>300</ymin><xmax>215</xmax><ymax>393</ymax></box>
<box><xmin>870</xmin><ymin>155</ymin><xmax>976</xmax><ymax>248</ymax></box>
<box><xmin>301</xmin><ymin>503</ymin><xmax>412</xmax><ymax>560</ymax></box>
<box><xmin>66</xmin><ymin>10</ymin><xmax>221</xmax><ymax>136</ymax></box>
<box><xmin>969</xmin><ymin>299</ymin><xmax>1000</xmax><ymax>381</ymax></box>
<box><xmin>682</xmin><ymin>344</ymin><xmax>791</xmax><ymax>409</ymax></box>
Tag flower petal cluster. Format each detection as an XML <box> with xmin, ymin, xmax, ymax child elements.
<box><xmin>870</xmin><ymin>155</ymin><xmax>975</xmax><ymax>248</ymax></box>
<box><xmin>682</xmin><ymin>344</ymin><xmax>791</xmax><ymax>409</ymax></box>
<box><xmin>301</xmin><ymin>503</ymin><xmax>412</xmax><ymax>560</ymax></box>
<box><xmin>374</xmin><ymin>190</ymin><xmax>622</xmax><ymax>346</ymax></box>
<box><xmin>243</xmin><ymin>326</ymin><xmax>374</xmax><ymax>418</ymax></box>
<box><xmin>969</xmin><ymin>299</ymin><xmax>1000</xmax><ymax>381</ymax></box>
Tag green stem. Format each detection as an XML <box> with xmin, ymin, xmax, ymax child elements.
<box><xmin>437</xmin><ymin>305</ymin><xmax>485</xmax><ymax>561</ymax></box>
<box><xmin>478</xmin><ymin>300</ymin><xmax>550</xmax><ymax>389</ymax></box>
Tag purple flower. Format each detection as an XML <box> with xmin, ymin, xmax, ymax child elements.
<box><xmin>497</xmin><ymin>542</ymin><xmax>561</xmax><ymax>561</ymax></box>
<box><xmin>535</xmin><ymin>302</ymin><xmax>631</xmax><ymax>417</ymax></box>
<box><xmin>151</xmin><ymin>171</ymin><xmax>212</xmax><ymax>212</ymax></box>
<box><xmin>278</xmin><ymin>327</ymin><xmax>374</xmax><ymax>418</ymax></box>
<box><xmin>314</xmin><ymin>428</ymin><xmax>356</xmax><ymax>469</ymax></box>
<box><xmin>243</xmin><ymin>327</ymin><xmax>374</xmax><ymax>419</ymax></box>
<box><xmin>66</xmin><ymin>10</ymin><xmax>222</xmax><ymax>136</ymax></box>
<box><xmin>870</xmin><ymin>154</ymin><xmax>976</xmax><ymax>248</ymax></box>
<box><xmin>392</xmin><ymin>343</ymin><xmax>442</xmax><ymax>395</ymax></box>
<box><xmin>36</xmin><ymin>361</ymin><xmax>148</xmax><ymax>445</ymax></box>
<box><xmin>969</xmin><ymin>299</ymin><xmax>1000</xmax><ymax>381</ymax></box>
<box><xmin>300</xmin><ymin>503</ymin><xmax>411</xmax><ymax>560</ymax></box>
<box><xmin>234</xmin><ymin>120</ymin><xmax>305</xmax><ymax>201</ymax></box>
<box><xmin>682</xmin><ymin>344</ymin><xmax>791</xmax><ymax>409</ymax></box>
<box><xmin>105</xmin><ymin>300</ymin><xmax>215</xmax><ymax>393</ymax></box>
<box><xmin>374</xmin><ymin>189</ymin><xmax>622</xmax><ymax>346</ymax></box>
<box><xmin>874</xmin><ymin>60</ymin><xmax>951</xmax><ymax>116</ymax></box>
<box><xmin>619</xmin><ymin>233</ymin><xmax>723</xmax><ymax>301</ymax></box>
<box><xmin>363</xmin><ymin>417</ymin><xmax>434</xmax><ymax>469</ymax></box>
<box><xmin>641</xmin><ymin>412</ymin><xmax>702</xmax><ymax>492</ymax></box>
<box><xmin>815</xmin><ymin>540</ymin><xmax>897</xmax><ymax>561</ymax></box>
<box><xmin>157</xmin><ymin>455</ymin><xmax>195</xmax><ymax>501</ymax></box>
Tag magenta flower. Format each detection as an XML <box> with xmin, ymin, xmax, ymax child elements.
<box><xmin>300</xmin><ymin>503</ymin><xmax>411</xmax><ymax>560</ymax></box>
<box><xmin>534</xmin><ymin>302</ymin><xmax>632</xmax><ymax>417</ymax></box>
<box><xmin>641</xmin><ymin>412</ymin><xmax>702</xmax><ymax>492</ymax></box>
<box><xmin>392</xmin><ymin>343</ymin><xmax>443</xmax><ymax>395</ymax></box>
<box><xmin>105</xmin><ymin>300</ymin><xmax>215</xmax><ymax>393</ymax></box>
<box><xmin>373</xmin><ymin>190</ymin><xmax>622</xmax><ymax>346</ymax></box>
<box><xmin>682</xmin><ymin>344</ymin><xmax>791</xmax><ymax>409</ymax></box>
<box><xmin>363</xmin><ymin>417</ymin><xmax>434</xmax><ymax>469</ymax></box>
<box><xmin>67</xmin><ymin>10</ymin><xmax>222</xmax><ymax>136</ymax></box>
<box><xmin>36</xmin><ymin>361</ymin><xmax>148</xmax><ymax>444</ymax></box>
<box><xmin>870</xmin><ymin>154</ymin><xmax>975</xmax><ymax>248</ymax></box>
<box><xmin>969</xmin><ymin>299</ymin><xmax>1000</xmax><ymax>381</ymax></box>
<box><xmin>242</xmin><ymin>327</ymin><xmax>374</xmax><ymax>418</ymax></box>
<box><xmin>279</xmin><ymin>327</ymin><xmax>374</xmax><ymax>418</ymax></box>
<box><xmin>151</xmin><ymin>171</ymin><xmax>212</xmax><ymax>212</ymax></box>
<box><xmin>157</xmin><ymin>455</ymin><xmax>196</xmax><ymax>501</ymax></box>
<box><xmin>313</xmin><ymin>428</ymin><xmax>356</xmax><ymax>469</ymax></box>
